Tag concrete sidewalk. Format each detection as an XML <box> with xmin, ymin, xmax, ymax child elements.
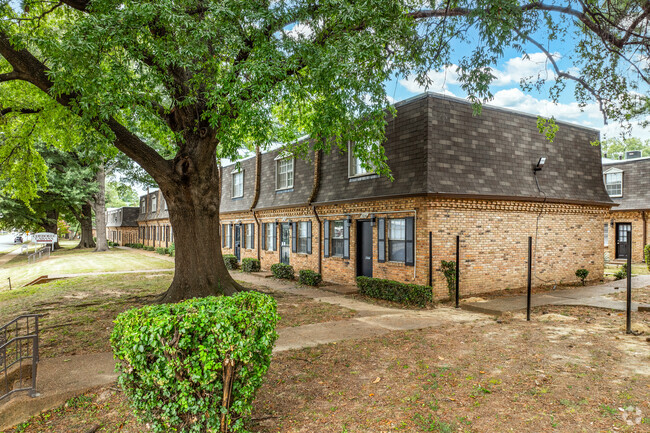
<box><xmin>461</xmin><ymin>275</ymin><xmax>650</xmax><ymax>315</ymax></box>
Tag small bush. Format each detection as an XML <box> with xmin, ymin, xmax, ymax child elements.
<box><xmin>298</xmin><ymin>270</ymin><xmax>322</xmax><ymax>286</ymax></box>
<box><xmin>271</xmin><ymin>263</ymin><xmax>294</xmax><ymax>280</ymax></box>
<box><xmin>144</xmin><ymin>246</ymin><xmax>155</xmax><ymax>251</ymax></box>
<box><xmin>242</xmin><ymin>258</ymin><xmax>261</xmax><ymax>272</ymax></box>
<box><xmin>111</xmin><ymin>292</ymin><xmax>279</xmax><ymax>433</ymax></box>
<box><xmin>575</xmin><ymin>268</ymin><xmax>589</xmax><ymax>285</ymax></box>
<box><xmin>614</xmin><ymin>265</ymin><xmax>627</xmax><ymax>280</ymax></box>
<box><xmin>356</xmin><ymin>276</ymin><xmax>433</xmax><ymax>307</ymax></box>
<box><xmin>645</xmin><ymin>245</ymin><xmax>650</xmax><ymax>271</ymax></box>
<box><xmin>440</xmin><ymin>260</ymin><xmax>457</xmax><ymax>300</ymax></box>
<box><xmin>155</xmin><ymin>247</ymin><xmax>168</xmax><ymax>255</ymax></box>
<box><xmin>168</xmin><ymin>243</ymin><xmax>175</xmax><ymax>256</ymax></box>
<box><xmin>223</xmin><ymin>254</ymin><xmax>239</xmax><ymax>270</ymax></box>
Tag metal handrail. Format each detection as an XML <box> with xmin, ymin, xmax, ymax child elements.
<box><xmin>27</xmin><ymin>246</ymin><xmax>50</xmax><ymax>264</ymax></box>
<box><xmin>0</xmin><ymin>315</ymin><xmax>41</xmax><ymax>402</ymax></box>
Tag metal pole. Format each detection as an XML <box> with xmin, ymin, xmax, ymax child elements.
<box><xmin>7</xmin><ymin>278</ymin><xmax>10</xmax><ymax>291</ymax></box>
<box><xmin>626</xmin><ymin>229</ymin><xmax>632</xmax><ymax>334</ymax></box>
<box><xmin>455</xmin><ymin>235</ymin><xmax>460</xmax><ymax>308</ymax></box>
<box><xmin>428</xmin><ymin>231</ymin><xmax>432</xmax><ymax>287</ymax></box>
<box><xmin>527</xmin><ymin>236</ymin><xmax>532</xmax><ymax>321</ymax></box>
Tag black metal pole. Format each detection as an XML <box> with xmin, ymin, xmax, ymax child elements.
<box><xmin>527</xmin><ymin>236</ymin><xmax>532</xmax><ymax>321</ymax></box>
<box><xmin>626</xmin><ymin>229</ymin><xmax>632</xmax><ymax>334</ymax></box>
<box><xmin>455</xmin><ymin>235</ymin><xmax>460</xmax><ymax>308</ymax></box>
<box><xmin>428</xmin><ymin>231</ymin><xmax>433</xmax><ymax>287</ymax></box>
<box><xmin>7</xmin><ymin>277</ymin><xmax>10</xmax><ymax>291</ymax></box>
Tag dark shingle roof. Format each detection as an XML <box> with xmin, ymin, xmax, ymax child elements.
<box><xmin>218</xmin><ymin>93</ymin><xmax>613</xmax><ymax>212</ymax></box>
<box><xmin>602</xmin><ymin>157</ymin><xmax>650</xmax><ymax>211</ymax></box>
<box><xmin>137</xmin><ymin>190</ymin><xmax>170</xmax><ymax>222</ymax></box>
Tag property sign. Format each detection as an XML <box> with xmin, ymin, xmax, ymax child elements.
<box><xmin>33</xmin><ymin>232</ymin><xmax>58</xmax><ymax>244</ymax></box>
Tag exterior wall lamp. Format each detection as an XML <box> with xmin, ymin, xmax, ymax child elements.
<box><xmin>534</xmin><ymin>157</ymin><xmax>547</xmax><ymax>172</ymax></box>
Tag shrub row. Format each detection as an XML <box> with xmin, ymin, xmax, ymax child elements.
<box><xmin>111</xmin><ymin>292</ymin><xmax>279</xmax><ymax>433</ymax></box>
<box><xmin>298</xmin><ymin>269</ymin><xmax>322</xmax><ymax>286</ymax></box>
<box><xmin>125</xmin><ymin>243</ymin><xmax>144</xmax><ymax>249</ymax></box>
<box><xmin>271</xmin><ymin>263</ymin><xmax>294</xmax><ymax>280</ymax></box>
<box><xmin>155</xmin><ymin>247</ymin><xmax>168</xmax><ymax>255</ymax></box>
<box><xmin>356</xmin><ymin>276</ymin><xmax>433</xmax><ymax>307</ymax></box>
<box><xmin>242</xmin><ymin>258</ymin><xmax>260</xmax><ymax>272</ymax></box>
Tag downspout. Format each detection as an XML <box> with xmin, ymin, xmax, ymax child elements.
<box><xmin>643</xmin><ymin>210</ymin><xmax>647</xmax><ymax>262</ymax></box>
<box><xmin>307</xmin><ymin>148</ymin><xmax>323</xmax><ymax>275</ymax></box>
<box><xmin>250</xmin><ymin>147</ymin><xmax>262</xmax><ymax>261</ymax></box>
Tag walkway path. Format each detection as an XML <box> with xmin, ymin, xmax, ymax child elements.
<box><xmin>461</xmin><ymin>275</ymin><xmax>650</xmax><ymax>315</ymax></box>
<box><xmin>0</xmin><ymin>245</ymin><xmax>24</xmax><ymax>267</ymax></box>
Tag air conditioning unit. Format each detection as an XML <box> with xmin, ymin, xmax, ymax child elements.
<box><xmin>625</xmin><ymin>150</ymin><xmax>642</xmax><ymax>159</ymax></box>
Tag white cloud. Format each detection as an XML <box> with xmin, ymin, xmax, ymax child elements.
<box><xmin>489</xmin><ymin>88</ymin><xmax>602</xmax><ymax>122</ymax></box>
<box><xmin>399</xmin><ymin>65</ymin><xmax>459</xmax><ymax>94</ymax></box>
<box><xmin>491</xmin><ymin>52</ymin><xmax>559</xmax><ymax>86</ymax></box>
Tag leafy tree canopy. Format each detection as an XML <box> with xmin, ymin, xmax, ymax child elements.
<box><xmin>601</xmin><ymin>137</ymin><xmax>650</xmax><ymax>159</ymax></box>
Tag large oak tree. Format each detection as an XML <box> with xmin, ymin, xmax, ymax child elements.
<box><xmin>0</xmin><ymin>0</ymin><xmax>647</xmax><ymax>302</ymax></box>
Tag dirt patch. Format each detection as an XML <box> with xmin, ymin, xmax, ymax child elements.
<box><xmin>606</xmin><ymin>285</ymin><xmax>650</xmax><ymax>304</ymax></box>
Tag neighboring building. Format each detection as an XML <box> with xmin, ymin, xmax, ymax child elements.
<box><xmin>602</xmin><ymin>156</ymin><xmax>650</xmax><ymax>263</ymax></box>
<box><xmin>106</xmin><ymin>207</ymin><xmax>139</xmax><ymax>245</ymax></box>
<box><xmin>137</xmin><ymin>190</ymin><xmax>174</xmax><ymax>248</ymax></box>
<box><xmin>217</xmin><ymin>92</ymin><xmax>613</xmax><ymax>298</ymax></box>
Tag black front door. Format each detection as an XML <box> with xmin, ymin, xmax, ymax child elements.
<box><xmin>234</xmin><ymin>225</ymin><xmax>241</xmax><ymax>261</ymax></box>
<box><xmin>356</xmin><ymin>221</ymin><xmax>373</xmax><ymax>277</ymax></box>
<box><xmin>616</xmin><ymin>223</ymin><xmax>632</xmax><ymax>259</ymax></box>
<box><xmin>280</xmin><ymin>223</ymin><xmax>290</xmax><ymax>264</ymax></box>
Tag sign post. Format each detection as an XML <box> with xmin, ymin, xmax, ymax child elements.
<box><xmin>33</xmin><ymin>232</ymin><xmax>58</xmax><ymax>251</ymax></box>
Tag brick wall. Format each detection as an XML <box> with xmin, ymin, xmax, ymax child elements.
<box><xmin>605</xmin><ymin>211</ymin><xmax>649</xmax><ymax>263</ymax></box>
<box><xmin>137</xmin><ymin>220</ymin><xmax>173</xmax><ymax>248</ymax></box>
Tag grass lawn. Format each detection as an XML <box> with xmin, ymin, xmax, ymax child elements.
<box><xmin>605</xmin><ymin>263</ymin><xmax>650</xmax><ymax>277</ymax></box>
<box><xmin>0</xmin><ymin>247</ymin><xmax>174</xmax><ymax>289</ymax></box>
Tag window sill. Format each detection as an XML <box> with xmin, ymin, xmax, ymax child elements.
<box><xmin>231</xmin><ymin>196</ymin><xmax>243</xmax><ymax>200</ymax></box>
<box><xmin>275</xmin><ymin>188</ymin><xmax>294</xmax><ymax>194</ymax></box>
<box><xmin>348</xmin><ymin>174</ymin><xmax>379</xmax><ymax>182</ymax></box>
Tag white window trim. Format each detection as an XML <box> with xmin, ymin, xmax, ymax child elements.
<box><xmin>275</xmin><ymin>157</ymin><xmax>294</xmax><ymax>191</ymax></box>
<box><xmin>151</xmin><ymin>196</ymin><xmax>157</xmax><ymax>212</ymax></box>
<box><xmin>232</xmin><ymin>170</ymin><xmax>244</xmax><ymax>198</ymax></box>
<box><xmin>603</xmin><ymin>167</ymin><xmax>623</xmax><ymax>198</ymax></box>
<box><xmin>348</xmin><ymin>141</ymin><xmax>375</xmax><ymax>178</ymax></box>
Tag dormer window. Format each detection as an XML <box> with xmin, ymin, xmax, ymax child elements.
<box><xmin>151</xmin><ymin>195</ymin><xmax>157</xmax><ymax>212</ymax></box>
<box><xmin>232</xmin><ymin>170</ymin><xmax>244</xmax><ymax>198</ymax></box>
<box><xmin>348</xmin><ymin>142</ymin><xmax>375</xmax><ymax>178</ymax></box>
<box><xmin>140</xmin><ymin>199</ymin><xmax>146</xmax><ymax>213</ymax></box>
<box><xmin>276</xmin><ymin>157</ymin><xmax>294</xmax><ymax>190</ymax></box>
<box><xmin>604</xmin><ymin>168</ymin><xmax>623</xmax><ymax>197</ymax></box>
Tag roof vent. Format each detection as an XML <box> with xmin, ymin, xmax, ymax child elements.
<box><xmin>625</xmin><ymin>150</ymin><xmax>642</xmax><ymax>160</ymax></box>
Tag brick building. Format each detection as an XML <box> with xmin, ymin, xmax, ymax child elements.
<box><xmin>106</xmin><ymin>207</ymin><xmax>139</xmax><ymax>245</ymax></box>
<box><xmin>602</xmin><ymin>156</ymin><xmax>650</xmax><ymax>263</ymax></box>
<box><xmin>218</xmin><ymin>93</ymin><xmax>613</xmax><ymax>298</ymax></box>
<box><xmin>137</xmin><ymin>190</ymin><xmax>174</xmax><ymax>248</ymax></box>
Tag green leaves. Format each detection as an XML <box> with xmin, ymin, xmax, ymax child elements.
<box><xmin>111</xmin><ymin>292</ymin><xmax>279</xmax><ymax>433</ymax></box>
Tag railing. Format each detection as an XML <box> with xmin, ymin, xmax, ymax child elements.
<box><xmin>28</xmin><ymin>246</ymin><xmax>50</xmax><ymax>264</ymax></box>
<box><xmin>0</xmin><ymin>314</ymin><xmax>41</xmax><ymax>402</ymax></box>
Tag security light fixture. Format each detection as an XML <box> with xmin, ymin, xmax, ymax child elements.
<box><xmin>370</xmin><ymin>215</ymin><xmax>376</xmax><ymax>226</ymax></box>
<box><xmin>534</xmin><ymin>157</ymin><xmax>547</xmax><ymax>172</ymax></box>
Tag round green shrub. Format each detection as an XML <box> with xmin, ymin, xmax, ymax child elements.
<box><xmin>298</xmin><ymin>269</ymin><xmax>322</xmax><ymax>286</ymax></box>
<box><xmin>223</xmin><ymin>254</ymin><xmax>239</xmax><ymax>270</ymax></box>
<box><xmin>575</xmin><ymin>268</ymin><xmax>589</xmax><ymax>285</ymax></box>
<box><xmin>111</xmin><ymin>292</ymin><xmax>279</xmax><ymax>433</ymax></box>
<box><xmin>270</xmin><ymin>263</ymin><xmax>294</xmax><ymax>279</ymax></box>
<box><xmin>241</xmin><ymin>258</ymin><xmax>261</xmax><ymax>272</ymax></box>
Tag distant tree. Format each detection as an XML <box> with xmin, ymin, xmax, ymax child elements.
<box><xmin>601</xmin><ymin>137</ymin><xmax>650</xmax><ymax>159</ymax></box>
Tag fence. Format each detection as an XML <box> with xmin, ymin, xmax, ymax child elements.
<box><xmin>0</xmin><ymin>315</ymin><xmax>41</xmax><ymax>402</ymax></box>
<box><xmin>27</xmin><ymin>246</ymin><xmax>50</xmax><ymax>264</ymax></box>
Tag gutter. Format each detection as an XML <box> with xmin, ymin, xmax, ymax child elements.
<box><xmin>643</xmin><ymin>211</ymin><xmax>647</xmax><ymax>262</ymax></box>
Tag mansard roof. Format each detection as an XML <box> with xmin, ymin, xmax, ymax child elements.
<box><xmin>106</xmin><ymin>207</ymin><xmax>139</xmax><ymax>227</ymax></box>
<box><xmin>602</xmin><ymin>157</ymin><xmax>650</xmax><ymax>211</ymax></box>
<box><xmin>137</xmin><ymin>189</ymin><xmax>169</xmax><ymax>222</ymax></box>
<box><xmin>214</xmin><ymin>92</ymin><xmax>613</xmax><ymax>211</ymax></box>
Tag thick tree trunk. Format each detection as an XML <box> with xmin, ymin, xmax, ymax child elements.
<box><xmin>92</xmin><ymin>164</ymin><xmax>109</xmax><ymax>252</ymax></box>
<box><xmin>42</xmin><ymin>209</ymin><xmax>61</xmax><ymax>250</ymax></box>
<box><xmin>158</xmin><ymin>147</ymin><xmax>243</xmax><ymax>303</ymax></box>
<box><xmin>76</xmin><ymin>203</ymin><xmax>96</xmax><ymax>249</ymax></box>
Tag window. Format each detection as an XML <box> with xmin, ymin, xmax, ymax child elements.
<box><xmin>276</xmin><ymin>158</ymin><xmax>294</xmax><ymax>190</ymax></box>
<box><xmin>388</xmin><ymin>219</ymin><xmax>406</xmax><ymax>262</ymax></box>
<box><xmin>151</xmin><ymin>195</ymin><xmax>157</xmax><ymax>212</ymax></box>
<box><xmin>140</xmin><ymin>199</ymin><xmax>146</xmax><ymax>213</ymax></box>
<box><xmin>604</xmin><ymin>223</ymin><xmax>609</xmax><ymax>247</ymax></box>
<box><xmin>245</xmin><ymin>223</ymin><xmax>254</xmax><ymax>249</ymax></box>
<box><xmin>298</xmin><ymin>222</ymin><xmax>310</xmax><ymax>254</ymax></box>
<box><xmin>331</xmin><ymin>221</ymin><xmax>345</xmax><ymax>257</ymax></box>
<box><xmin>163</xmin><ymin>198</ymin><xmax>168</xmax><ymax>210</ymax></box>
<box><xmin>266</xmin><ymin>223</ymin><xmax>275</xmax><ymax>251</ymax></box>
<box><xmin>232</xmin><ymin>171</ymin><xmax>244</xmax><ymax>198</ymax></box>
<box><xmin>223</xmin><ymin>224</ymin><xmax>232</xmax><ymax>248</ymax></box>
<box><xmin>604</xmin><ymin>170</ymin><xmax>623</xmax><ymax>197</ymax></box>
<box><xmin>348</xmin><ymin>142</ymin><xmax>374</xmax><ymax>177</ymax></box>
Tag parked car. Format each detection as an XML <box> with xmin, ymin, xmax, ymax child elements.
<box><xmin>13</xmin><ymin>236</ymin><xmax>23</xmax><ymax>244</ymax></box>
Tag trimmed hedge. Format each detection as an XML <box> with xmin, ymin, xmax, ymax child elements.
<box><xmin>127</xmin><ymin>243</ymin><xmax>144</xmax><ymax>249</ymax></box>
<box><xmin>155</xmin><ymin>247</ymin><xmax>168</xmax><ymax>255</ymax></box>
<box><xmin>575</xmin><ymin>268</ymin><xmax>589</xmax><ymax>285</ymax></box>
<box><xmin>144</xmin><ymin>246</ymin><xmax>155</xmax><ymax>251</ymax></box>
<box><xmin>357</xmin><ymin>276</ymin><xmax>433</xmax><ymax>307</ymax></box>
<box><xmin>168</xmin><ymin>243</ymin><xmax>175</xmax><ymax>257</ymax></box>
<box><xmin>111</xmin><ymin>292</ymin><xmax>279</xmax><ymax>433</ymax></box>
<box><xmin>242</xmin><ymin>258</ymin><xmax>261</xmax><ymax>273</ymax></box>
<box><xmin>224</xmin><ymin>254</ymin><xmax>239</xmax><ymax>270</ymax></box>
<box><xmin>270</xmin><ymin>263</ymin><xmax>294</xmax><ymax>280</ymax></box>
<box><xmin>298</xmin><ymin>269</ymin><xmax>322</xmax><ymax>286</ymax></box>
<box><xmin>645</xmin><ymin>244</ymin><xmax>650</xmax><ymax>271</ymax></box>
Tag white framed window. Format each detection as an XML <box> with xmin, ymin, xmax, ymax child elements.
<box><xmin>266</xmin><ymin>223</ymin><xmax>275</xmax><ymax>251</ymax></box>
<box><xmin>388</xmin><ymin>219</ymin><xmax>406</xmax><ymax>262</ymax></box>
<box><xmin>276</xmin><ymin>158</ymin><xmax>294</xmax><ymax>190</ymax></box>
<box><xmin>298</xmin><ymin>221</ymin><xmax>309</xmax><ymax>254</ymax></box>
<box><xmin>232</xmin><ymin>171</ymin><xmax>244</xmax><ymax>198</ymax></box>
<box><xmin>604</xmin><ymin>223</ymin><xmax>609</xmax><ymax>247</ymax></box>
<box><xmin>348</xmin><ymin>141</ymin><xmax>374</xmax><ymax>178</ymax></box>
<box><xmin>151</xmin><ymin>195</ymin><xmax>157</xmax><ymax>212</ymax></box>
<box><xmin>245</xmin><ymin>223</ymin><xmax>254</xmax><ymax>249</ymax></box>
<box><xmin>223</xmin><ymin>224</ymin><xmax>232</xmax><ymax>247</ymax></box>
<box><xmin>604</xmin><ymin>169</ymin><xmax>623</xmax><ymax>197</ymax></box>
<box><xmin>140</xmin><ymin>199</ymin><xmax>146</xmax><ymax>213</ymax></box>
<box><xmin>331</xmin><ymin>220</ymin><xmax>344</xmax><ymax>257</ymax></box>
